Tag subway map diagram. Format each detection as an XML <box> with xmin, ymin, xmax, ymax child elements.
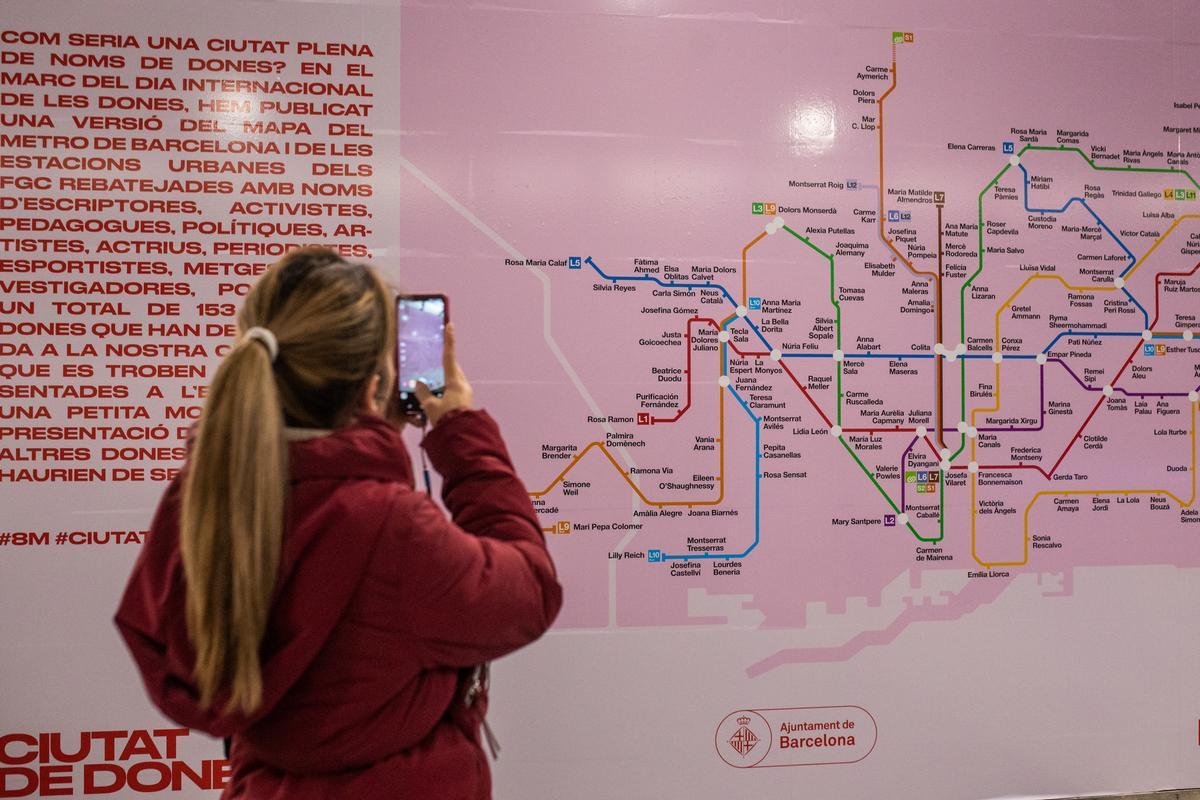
<box><xmin>405</xmin><ymin>26</ymin><xmax>1200</xmax><ymax>675</ymax></box>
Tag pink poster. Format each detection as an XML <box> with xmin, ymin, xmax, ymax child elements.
<box><xmin>3</xmin><ymin>1</ymin><xmax>1200</xmax><ymax>797</ymax></box>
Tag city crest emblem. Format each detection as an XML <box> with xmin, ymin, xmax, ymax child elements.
<box><xmin>727</xmin><ymin>716</ymin><xmax>759</xmax><ymax>757</ymax></box>
<box><xmin>715</xmin><ymin>710</ymin><xmax>772</xmax><ymax>767</ymax></box>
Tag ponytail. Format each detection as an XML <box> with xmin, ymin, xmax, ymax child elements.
<box><xmin>177</xmin><ymin>246</ymin><xmax>394</xmax><ymax>715</ymax></box>
<box><xmin>180</xmin><ymin>334</ymin><xmax>286</xmax><ymax>714</ymax></box>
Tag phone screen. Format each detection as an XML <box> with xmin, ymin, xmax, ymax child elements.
<box><xmin>397</xmin><ymin>295</ymin><xmax>446</xmax><ymax>398</ymax></box>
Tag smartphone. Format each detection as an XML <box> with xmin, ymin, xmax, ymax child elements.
<box><xmin>395</xmin><ymin>293</ymin><xmax>448</xmax><ymax>415</ymax></box>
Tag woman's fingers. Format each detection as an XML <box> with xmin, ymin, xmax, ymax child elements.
<box><xmin>414</xmin><ymin>380</ymin><xmax>433</xmax><ymax>404</ymax></box>
<box><xmin>442</xmin><ymin>322</ymin><xmax>461</xmax><ymax>385</ymax></box>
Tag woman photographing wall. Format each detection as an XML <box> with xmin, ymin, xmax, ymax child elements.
<box><xmin>114</xmin><ymin>246</ymin><xmax>563</xmax><ymax>799</ymax></box>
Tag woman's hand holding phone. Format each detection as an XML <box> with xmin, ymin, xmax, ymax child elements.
<box><xmin>414</xmin><ymin>322</ymin><xmax>473</xmax><ymax>426</ymax></box>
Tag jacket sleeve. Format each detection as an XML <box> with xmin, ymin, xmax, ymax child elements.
<box><xmin>386</xmin><ymin>408</ymin><xmax>563</xmax><ymax>667</ymax></box>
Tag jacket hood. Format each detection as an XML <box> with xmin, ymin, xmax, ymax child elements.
<box><xmin>289</xmin><ymin>414</ymin><xmax>415</xmax><ymax>487</ymax></box>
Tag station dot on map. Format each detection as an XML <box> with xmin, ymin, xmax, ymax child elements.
<box><xmin>718</xmin><ymin>330</ymin><xmax>730</xmax><ymax>342</ymax></box>
<box><xmin>718</xmin><ymin>375</ymin><xmax>730</xmax><ymax>388</ymax></box>
<box><xmin>770</xmin><ymin>348</ymin><xmax>782</xmax><ymax>360</ymax></box>
<box><xmin>1190</xmin><ymin>390</ymin><xmax>1199</xmax><ymax>402</ymax></box>
<box><xmin>735</xmin><ymin>305</ymin><xmax>748</xmax><ymax>317</ymax></box>
<box><xmin>939</xmin><ymin>448</ymin><xmax>950</xmax><ymax>458</ymax></box>
<box><xmin>967</xmin><ymin>426</ymin><xmax>978</xmax><ymax>438</ymax></box>
<box><xmin>1102</xmin><ymin>384</ymin><xmax>1113</xmax><ymax>396</ymax></box>
<box><xmin>945</xmin><ymin>352</ymin><xmax>957</xmax><ymax>362</ymax></box>
<box><xmin>765</xmin><ymin>222</ymin><xmax>777</xmax><ymax>235</ymax></box>
<box><xmin>833</xmin><ymin>349</ymin><xmax>844</xmax><ymax>361</ymax></box>
<box><xmin>968</xmin><ymin>461</ymin><xmax>979</xmax><ymax>473</ymax></box>
<box><xmin>1036</xmin><ymin>353</ymin><xmax>1047</xmax><ymax>365</ymax></box>
<box><xmin>992</xmin><ymin>352</ymin><xmax>1003</xmax><ymax>363</ymax></box>
<box><xmin>955</xmin><ymin>343</ymin><xmax>966</xmax><ymax>355</ymax></box>
<box><xmin>939</xmin><ymin>459</ymin><xmax>951</xmax><ymax>471</ymax></box>
<box><xmin>915</xmin><ymin>426</ymin><xmax>927</xmax><ymax>437</ymax></box>
<box><xmin>830</xmin><ymin>425</ymin><xmax>842</xmax><ymax>436</ymax></box>
<box><xmin>1185</xmin><ymin>330</ymin><xmax>1194</xmax><ymax>340</ymax></box>
<box><xmin>1009</xmin><ymin>154</ymin><xmax>1020</xmax><ymax>166</ymax></box>
<box><xmin>934</xmin><ymin>343</ymin><xmax>946</xmax><ymax>355</ymax></box>
<box><xmin>1142</xmin><ymin>330</ymin><xmax>1152</xmax><ymax>341</ymax></box>
<box><xmin>956</xmin><ymin>421</ymin><xmax>968</xmax><ymax>433</ymax></box>
<box><xmin>1114</xmin><ymin>276</ymin><xmax>1125</xmax><ymax>289</ymax></box>
<box><xmin>897</xmin><ymin>513</ymin><xmax>909</xmax><ymax>526</ymax></box>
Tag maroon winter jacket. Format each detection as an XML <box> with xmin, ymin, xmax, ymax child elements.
<box><xmin>114</xmin><ymin>409</ymin><xmax>562</xmax><ymax>799</ymax></box>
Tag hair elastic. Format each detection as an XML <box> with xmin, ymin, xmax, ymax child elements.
<box><xmin>243</xmin><ymin>326</ymin><xmax>279</xmax><ymax>362</ymax></box>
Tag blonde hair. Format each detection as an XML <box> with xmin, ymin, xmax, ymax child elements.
<box><xmin>180</xmin><ymin>246</ymin><xmax>394</xmax><ymax>714</ymax></box>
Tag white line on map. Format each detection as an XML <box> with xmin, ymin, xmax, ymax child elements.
<box><xmin>396</xmin><ymin>155</ymin><xmax>629</xmax><ymax>458</ymax></box>
<box><xmin>398</xmin><ymin>154</ymin><xmax>642</xmax><ymax>629</ymax></box>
